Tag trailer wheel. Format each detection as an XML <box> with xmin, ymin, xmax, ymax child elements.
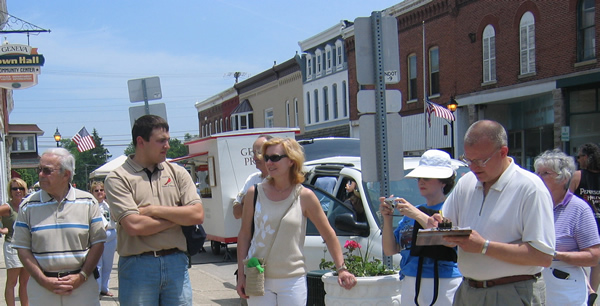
<box><xmin>211</xmin><ymin>241</ymin><xmax>221</xmax><ymax>255</ymax></box>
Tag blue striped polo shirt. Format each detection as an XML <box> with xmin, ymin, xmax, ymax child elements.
<box><xmin>12</xmin><ymin>186</ymin><xmax>106</xmax><ymax>272</ymax></box>
<box><xmin>554</xmin><ymin>191</ymin><xmax>600</xmax><ymax>253</ymax></box>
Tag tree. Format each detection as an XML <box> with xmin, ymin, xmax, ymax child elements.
<box><xmin>123</xmin><ymin>137</ymin><xmax>190</xmax><ymax>159</ymax></box>
<box><xmin>13</xmin><ymin>168</ymin><xmax>38</xmax><ymax>189</ymax></box>
<box><xmin>62</xmin><ymin>128</ymin><xmax>111</xmax><ymax>190</ymax></box>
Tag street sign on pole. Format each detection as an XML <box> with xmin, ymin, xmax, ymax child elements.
<box><xmin>355</xmin><ymin>16</ymin><xmax>400</xmax><ymax>85</ymax></box>
<box><xmin>357</xmin><ymin>90</ymin><xmax>402</xmax><ymax>114</ymax></box>
<box><xmin>128</xmin><ymin>76</ymin><xmax>162</xmax><ymax>115</ymax></box>
<box><xmin>129</xmin><ymin>103</ymin><xmax>167</xmax><ymax>129</ymax></box>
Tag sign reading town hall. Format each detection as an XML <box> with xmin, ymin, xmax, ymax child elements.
<box><xmin>0</xmin><ymin>44</ymin><xmax>45</xmax><ymax>89</ymax></box>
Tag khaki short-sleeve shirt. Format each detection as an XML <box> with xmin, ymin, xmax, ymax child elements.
<box><xmin>105</xmin><ymin>156</ymin><xmax>202</xmax><ymax>256</ymax></box>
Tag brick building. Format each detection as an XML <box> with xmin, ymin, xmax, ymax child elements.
<box><xmin>344</xmin><ymin>0</ymin><xmax>599</xmax><ymax>169</ymax></box>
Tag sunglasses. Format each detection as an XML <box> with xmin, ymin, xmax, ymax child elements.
<box><xmin>38</xmin><ymin>166</ymin><xmax>59</xmax><ymax>175</ymax></box>
<box><xmin>263</xmin><ymin>154</ymin><xmax>288</xmax><ymax>162</ymax></box>
<box><xmin>10</xmin><ymin>187</ymin><xmax>25</xmax><ymax>191</ymax></box>
<box><xmin>94</xmin><ymin>189</ymin><xmax>104</xmax><ymax>192</ymax></box>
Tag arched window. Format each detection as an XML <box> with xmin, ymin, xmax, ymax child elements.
<box><xmin>323</xmin><ymin>86</ymin><xmax>329</xmax><ymax>121</ymax></box>
<box><xmin>482</xmin><ymin>25</ymin><xmax>496</xmax><ymax>83</ymax></box>
<box><xmin>520</xmin><ymin>12</ymin><xmax>536</xmax><ymax>74</ymax></box>
<box><xmin>314</xmin><ymin>89</ymin><xmax>320</xmax><ymax>122</ymax></box>
<box><xmin>429</xmin><ymin>47</ymin><xmax>439</xmax><ymax>96</ymax></box>
<box><xmin>306</xmin><ymin>92</ymin><xmax>311</xmax><ymax>124</ymax></box>
<box><xmin>294</xmin><ymin>99</ymin><xmax>299</xmax><ymax>127</ymax></box>
<box><xmin>332</xmin><ymin>84</ymin><xmax>339</xmax><ymax>119</ymax></box>
<box><xmin>342</xmin><ymin>81</ymin><xmax>348</xmax><ymax>117</ymax></box>
<box><xmin>408</xmin><ymin>54</ymin><xmax>418</xmax><ymax>101</ymax></box>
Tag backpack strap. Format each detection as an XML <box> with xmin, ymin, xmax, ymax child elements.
<box><xmin>414</xmin><ymin>257</ymin><xmax>440</xmax><ymax>306</ymax></box>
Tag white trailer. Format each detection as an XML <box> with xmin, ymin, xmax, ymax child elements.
<box><xmin>171</xmin><ymin>128</ymin><xmax>299</xmax><ymax>259</ymax></box>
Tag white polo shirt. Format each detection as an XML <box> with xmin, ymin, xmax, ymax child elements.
<box><xmin>442</xmin><ymin>158</ymin><xmax>555</xmax><ymax>280</ymax></box>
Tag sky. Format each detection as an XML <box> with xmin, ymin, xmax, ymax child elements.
<box><xmin>5</xmin><ymin>0</ymin><xmax>401</xmax><ymax>161</ymax></box>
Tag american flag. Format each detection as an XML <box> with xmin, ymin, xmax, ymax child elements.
<box><xmin>426</xmin><ymin>100</ymin><xmax>455</xmax><ymax>127</ymax></box>
<box><xmin>72</xmin><ymin>127</ymin><xmax>96</xmax><ymax>152</ymax></box>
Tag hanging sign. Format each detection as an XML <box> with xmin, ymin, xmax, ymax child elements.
<box><xmin>0</xmin><ymin>44</ymin><xmax>44</xmax><ymax>89</ymax></box>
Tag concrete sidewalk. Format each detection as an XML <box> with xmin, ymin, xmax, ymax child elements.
<box><xmin>0</xmin><ymin>240</ymin><xmax>242</xmax><ymax>306</ymax></box>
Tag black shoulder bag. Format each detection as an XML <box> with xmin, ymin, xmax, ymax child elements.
<box><xmin>409</xmin><ymin>206</ymin><xmax>457</xmax><ymax>306</ymax></box>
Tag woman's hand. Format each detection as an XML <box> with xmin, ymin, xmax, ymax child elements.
<box><xmin>394</xmin><ymin>198</ymin><xmax>418</xmax><ymax>218</ymax></box>
<box><xmin>379</xmin><ymin>196</ymin><xmax>394</xmax><ymax>217</ymax></box>
<box><xmin>337</xmin><ymin>269</ymin><xmax>357</xmax><ymax>290</ymax></box>
<box><xmin>236</xmin><ymin>272</ymin><xmax>248</xmax><ymax>299</ymax></box>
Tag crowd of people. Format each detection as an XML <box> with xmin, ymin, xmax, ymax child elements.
<box><xmin>0</xmin><ymin>116</ymin><xmax>599</xmax><ymax>306</ymax></box>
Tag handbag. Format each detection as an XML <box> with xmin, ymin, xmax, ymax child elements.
<box><xmin>181</xmin><ymin>224</ymin><xmax>206</xmax><ymax>256</ymax></box>
<box><xmin>243</xmin><ymin>257</ymin><xmax>266</xmax><ymax>296</ymax></box>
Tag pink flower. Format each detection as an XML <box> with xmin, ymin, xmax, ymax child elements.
<box><xmin>344</xmin><ymin>240</ymin><xmax>362</xmax><ymax>250</ymax></box>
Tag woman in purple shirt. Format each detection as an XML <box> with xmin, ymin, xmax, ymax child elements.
<box><xmin>534</xmin><ymin>149</ymin><xmax>600</xmax><ymax>306</ymax></box>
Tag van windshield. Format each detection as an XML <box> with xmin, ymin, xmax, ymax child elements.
<box><xmin>362</xmin><ymin>166</ymin><xmax>471</xmax><ymax>226</ymax></box>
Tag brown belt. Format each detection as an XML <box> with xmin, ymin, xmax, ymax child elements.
<box><xmin>465</xmin><ymin>272</ymin><xmax>541</xmax><ymax>288</ymax></box>
<box><xmin>140</xmin><ymin>248</ymin><xmax>181</xmax><ymax>257</ymax></box>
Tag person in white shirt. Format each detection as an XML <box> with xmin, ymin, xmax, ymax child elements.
<box><xmin>428</xmin><ymin>120</ymin><xmax>555</xmax><ymax>305</ymax></box>
<box><xmin>233</xmin><ymin>135</ymin><xmax>272</xmax><ymax>219</ymax></box>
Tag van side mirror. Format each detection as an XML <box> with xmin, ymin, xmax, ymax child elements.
<box><xmin>335</xmin><ymin>213</ymin><xmax>370</xmax><ymax>237</ymax></box>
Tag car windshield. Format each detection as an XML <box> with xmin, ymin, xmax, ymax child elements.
<box><xmin>362</xmin><ymin>166</ymin><xmax>471</xmax><ymax>226</ymax></box>
<box><xmin>299</xmin><ymin>138</ymin><xmax>360</xmax><ymax>161</ymax></box>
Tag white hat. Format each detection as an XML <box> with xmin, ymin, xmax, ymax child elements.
<box><xmin>406</xmin><ymin>149</ymin><xmax>455</xmax><ymax>179</ymax></box>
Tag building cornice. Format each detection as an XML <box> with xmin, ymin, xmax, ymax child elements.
<box><xmin>298</xmin><ymin>20</ymin><xmax>351</xmax><ymax>51</ymax></box>
<box><xmin>195</xmin><ymin>87</ymin><xmax>236</xmax><ymax>112</ymax></box>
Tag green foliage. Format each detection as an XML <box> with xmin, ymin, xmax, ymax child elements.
<box><xmin>61</xmin><ymin>128</ymin><xmax>111</xmax><ymax>190</ymax></box>
<box><xmin>319</xmin><ymin>239</ymin><xmax>396</xmax><ymax>277</ymax></box>
<box><xmin>123</xmin><ymin>138</ymin><xmax>189</xmax><ymax>159</ymax></box>
<box><xmin>13</xmin><ymin>168</ymin><xmax>38</xmax><ymax>189</ymax></box>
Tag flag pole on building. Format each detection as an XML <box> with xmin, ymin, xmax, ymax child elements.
<box><xmin>422</xmin><ymin>20</ymin><xmax>427</xmax><ymax>151</ymax></box>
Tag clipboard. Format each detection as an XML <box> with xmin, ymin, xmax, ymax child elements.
<box><xmin>415</xmin><ymin>227</ymin><xmax>472</xmax><ymax>246</ymax></box>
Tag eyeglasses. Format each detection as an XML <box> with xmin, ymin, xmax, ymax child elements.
<box><xmin>10</xmin><ymin>187</ymin><xmax>25</xmax><ymax>191</ymax></box>
<box><xmin>38</xmin><ymin>166</ymin><xmax>58</xmax><ymax>175</ymax></box>
<box><xmin>263</xmin><ymin>154</ymin><xmax>288</xmax><ymax>162</ymax></box>
<box><xmin>460</xmin><ymin>149</ymin><xmax>500</xmax><ymax>168</ymax></box>
<box><xmin>93</xmin><ymin>189</ymin><xmax>104</xmax><ymax>192</ymax></box>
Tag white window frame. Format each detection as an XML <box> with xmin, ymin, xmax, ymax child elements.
<box><xmin>286</xmin><ymin>100</ymin><xmax>291</xmax><ymax>127</ymax></box>
<box><xmin>519</xmin><ymin>12</ymin><xmax>536</xmax><ymax>75</ymax></box>
<box><xmin>408</xmin><ymin>54</ymin><xmax>418</xmax><ymax>101</ymax></box>
<box><xmin>316</xmin><ymin>49</ymin><xmax>323</xmax><ymax>77</ymax></box>
<box><xmin>482</xmin><ymin>25</ymin><xmax>496</xmax><ymax>83</ymax></box>
<box><xmin>325</xmin><ymin>45</ymin><xmax>333</xmax><ymax>74</ymax></box>
<box><xmin>294</xmin><ymin>99</ymin><xmax>299</xmax><ymax>127</ymax></box>
<box><xmin>429</xmin><ymin>47</ymin><xmax>440</xmax><ymax>96</ymax></box>
<box><xmin>335</xmin><ymin>40</ymin><xmax>344</xmax><ymax>70</ymax></box>
<box><xmin>11</xmin><ymin>134</ymin><xmax>36</xmax><ymax>153</ymax></box>
<box><xmin>306</xmin><ymin>54</ymin><xmax>313</xmax><ymax>80</ymax></box>
<box><xmin>265</xmin><ymin>108</ymin><xmax>274</xmax><ymax>127</ymax></box>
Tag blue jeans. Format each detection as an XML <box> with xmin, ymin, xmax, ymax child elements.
<box><xmin>118</xmin><ymin>251</ymin><xmax>192</xmax><ymax>306</ymax></box>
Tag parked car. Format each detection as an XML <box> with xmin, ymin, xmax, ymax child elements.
<box><xmin>302</xmin><ymin>156</ymin><xmax>470</xmax><ymax>271</ymax></box>
<box><xmin>298</xmin><ymin>137</ymin><xmax>360</xmax><ymax>161</ymax></box>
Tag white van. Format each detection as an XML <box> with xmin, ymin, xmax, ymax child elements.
<box><xmin>302</xmin><ymin>156</ymin><xmax>469</xmax><ymax>271</ymax></box>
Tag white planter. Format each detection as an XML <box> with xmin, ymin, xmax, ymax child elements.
<box><xmin>321</xmin><ymin>272</ymin><xmax>402</xmax><ymax>305</ymax></box>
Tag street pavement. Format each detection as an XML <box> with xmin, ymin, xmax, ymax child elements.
<box><xmin>0</xmin><ymin>240</ymin><xmax>242</xmax><ymax>306</ymax></box>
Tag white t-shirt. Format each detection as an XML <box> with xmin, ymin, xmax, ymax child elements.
<box><xmin>442</xmin><ymin>158</ymin><xmax>555</xmax><ymax>280</ymax></box>
<box><xmin>234</xmin><ymin>172</ymin><xmax>266</xmax><ymax>205</ymax></box>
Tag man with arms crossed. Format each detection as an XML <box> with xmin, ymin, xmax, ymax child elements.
<box><xmin>105</xmin><ymin>115</ymin><xmax>204</xmax><ymax>305</ymax></box>
<box><xmin>429</xmin><ymin>120</ymin><xmax>555</xmax><ymax>305</ymax></box>
<box><xmin>13</xmin><ymin>148</ymin><xmax>106</xmax><ymax>305</ymax></box>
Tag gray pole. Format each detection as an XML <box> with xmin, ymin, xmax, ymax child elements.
<box><xmin>142</xmin><ymin>79</ymin><xmax>150</xmax><ymax>115</ymax></box>
<box><xmin>371</xmin><ymin>11</ymin><xmax>393</xmax><ymax>268</ymax></box>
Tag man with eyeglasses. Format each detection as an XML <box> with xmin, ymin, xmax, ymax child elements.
<box><xmin>104</xmin><ymin>115</ymin><xmax>203</xmax><ymax>305</ymax></box>
<box><xmin>12</xmin><ymin>148</ymin><xmax>106</xmax><ymax>306</ymax></box>
<box><xmin>428</xmin><ymin>120</ymin><xmax>555</xmax><ymax>305</ymax></box>
<box><xmin>233</xmin><ymin>134</ymin><xmax>273</xmax><ymax>219</ymax></box>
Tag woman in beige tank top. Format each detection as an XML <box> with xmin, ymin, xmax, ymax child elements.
<box><xmin>236</xmin><ymin>137</ymin><xmax>356</xmax><ymax>305</ymax></box>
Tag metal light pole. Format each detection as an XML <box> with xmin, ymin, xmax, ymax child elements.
<box><xmin>447</xmin><ymin>97</ymin><xmax>458</xmax><ymax>158</ymax></box>
<box><xmin>53</xmin><ymin>128</ymin><xmax>62</xmax><ymax>147</ymax></box>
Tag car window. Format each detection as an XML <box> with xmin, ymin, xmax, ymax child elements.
<box><xmin>300</xmin><ymin>138</ymin><xmax>360</xmax><ymax>161</ymax></box>
<box><xmin>303</xmin><ymin>184</ymin><xmax>355</xmax><ymax>236</ymax></box>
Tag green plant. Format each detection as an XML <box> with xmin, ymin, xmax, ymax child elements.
<box><xmin>319</xmin><ymin>239</ymin><xmax>396</xmax><ymax>277</ymax></box>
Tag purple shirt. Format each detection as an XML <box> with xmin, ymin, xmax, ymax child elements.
<box><xmin>554</xmin><ymin>191</ymin><xmax>600</xmax><ymax>252</ymax></box>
